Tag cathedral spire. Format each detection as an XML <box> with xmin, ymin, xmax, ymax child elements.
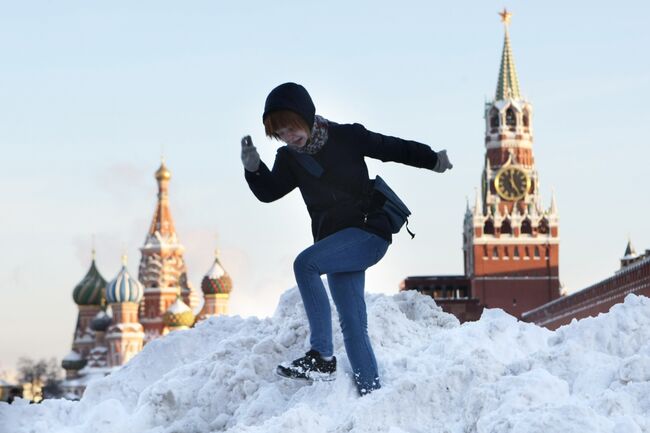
<box><xmin>495</xmin><ymin>8</ymin><xmax>522</xmax><ymax>101</ymax></box>
<box><xmin>148</xmin><ymin>159</ymin><xmax>176</xmax><ymax>237</ymax></box>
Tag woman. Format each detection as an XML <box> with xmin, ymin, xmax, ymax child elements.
<box><xmin>241</xmin><ymin>82</ymin><xmax>452</xmax><ymax>396</ymax></box>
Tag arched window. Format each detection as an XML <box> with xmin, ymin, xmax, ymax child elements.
<box><xmin>506</xmin><ymin>107</ymin><xmax>517</xmax><ymax>127</ymax></box>
<box><xmin>538</xmin><ymin>218</ymin><xmax>549</xmax><ymax>234</ymax></box>
<box><xmin>501</xmin><ymin>218</ymin><xmax>512</xmax><ymax>234</ymax></box>
<box><xmin>523</xmin><ymin>110</ymin><xmax>530</xmax><ymax>127</ymax></box>
<box><xmin>514</xmin><ymin>246</ymin><xmax>520</xmax><ymax>258</ymax></box>
<box><xmin>521</xmin><ymin>218</ymin><xmax>532</xmax><ymax>234</ymax></box>
<box><xmin>490</xmin><ymin>108</ymin><xmax>499</xmax><ymax>129</ymax></box>
<box><xmin>534</xmin><ymin>246</ymin><xmax>541</xmax><ymax>259</ymax></box>
<box><xmin>484</xmin><ymin>219</ymin><xmax>495</xmax><ymax>235</ymax></box>
<box><xmin>492</xmin><ymin>247</ymin><xmax>499</xmax><ymax>259</ymax></box>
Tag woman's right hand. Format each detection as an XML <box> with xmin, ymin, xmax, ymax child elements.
<box><xmin>241</xmin><ymin>135</ymin><xmax>261</xmax><ymax>172</ymax></box>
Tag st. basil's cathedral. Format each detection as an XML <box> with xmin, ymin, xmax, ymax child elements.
<box><xmin>60</xmin><ymin>162</ymin><xmax>233</xmax><ymax>399</ymax></box>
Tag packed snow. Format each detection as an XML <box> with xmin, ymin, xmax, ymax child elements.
<box><xmin>2</xmin><ymin>288</ymin><xmax>650</xmax><ymax>433</ymax></box>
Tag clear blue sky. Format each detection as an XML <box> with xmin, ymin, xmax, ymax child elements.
<box><xmin>1</xmin><ymin>0</ymin><xmax>648</xmax><ymax>374</ymax></box>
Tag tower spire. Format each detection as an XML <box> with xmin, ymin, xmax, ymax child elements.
<box><xmin>549</xmin><ymin>190</ymin><xmax>558</xmax><ymax>215</ymax></box>
<box><xmin>474</xmin><ymin>188</ymin><xmax>482</xmax><ymax>216</ymax></box>
<box><xmin>495</xmin><ymin>8</ymin><xmax>522</xmax><ymax>101</ymax></box>
<box><xmin>149</xmin><ymin>160</ymin><xmax>176</xmax><ymax>237</ymax></box>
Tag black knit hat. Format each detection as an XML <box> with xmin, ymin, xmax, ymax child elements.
<box><xmin>263</xmin><ymin>82</ymin><xmax>316</xmax><ymax>127</ymax></box>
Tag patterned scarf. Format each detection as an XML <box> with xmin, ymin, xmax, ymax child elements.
<box><xmin>291</xmin><ymin>115</ymin><xmax>329</xmax><ymax>155</ymax></box>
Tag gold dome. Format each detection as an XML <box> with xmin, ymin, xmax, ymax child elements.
<box><xmin>155</xmin><ymin>162</ymin><xmax>172</xmax><ymax>181</ymax></box>
<box><xmin>163</xmin><ymin>296</ymin><xmax>195</xmax><ymax>329</ymax></box>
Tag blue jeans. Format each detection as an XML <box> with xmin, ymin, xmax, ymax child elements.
<box><xmin>293</xmin><ymin>227</ymin><xmax>389</xmax><ymax>395</ymax></box>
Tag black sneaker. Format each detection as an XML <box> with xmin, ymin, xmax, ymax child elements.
<box><xmin>276</xmin><ymin>350</ymin><xmax>337</xmax><ymax>382</ymax></box>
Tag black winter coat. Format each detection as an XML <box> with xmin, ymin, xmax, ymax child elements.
<box><xmin>245</xmin><ymin>122</ymin><xmax>439</xmax><ymax>243</ymax></box>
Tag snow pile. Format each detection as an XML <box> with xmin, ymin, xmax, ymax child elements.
<box><xmin>2</xmin><ymin>289</ymin><xmax>650</xmax><ymax>433</ymax></box>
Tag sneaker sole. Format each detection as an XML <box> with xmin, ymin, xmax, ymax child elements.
<box><xmin>275</xmin><ymin>366</ymin><xmax>336</xmax><ymax>382</ymax></box>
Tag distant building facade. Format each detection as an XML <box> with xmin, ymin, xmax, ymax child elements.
<box><xmin>0</xmin><ymin>379</ymin><xmax>22</xmax><ymax>403</ymax></box>
<box><xmin>61</xmin><ymin>161</ymin><xmax>233</xmax><ymax>399</ymax></box>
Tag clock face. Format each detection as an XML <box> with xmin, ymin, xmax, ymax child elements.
<box><xmin>494</xmin><ymin>166</ymin><xmax>530</xmax><ymax>201</ymax></box>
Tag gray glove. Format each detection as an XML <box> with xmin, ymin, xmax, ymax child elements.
<box><xmin>433</xmin><ymin>150</ymin><xmax>453</xmax><ymax>173</ymax></box>
<box><xmin>241</xmin><ymin>135</ymin><xmax>261</xmax><ymax>172</ymax></box>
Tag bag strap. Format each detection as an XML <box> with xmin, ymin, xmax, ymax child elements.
<box><xmin>287</xmin><ymin>148</ymin><xmax>415</xmax><ymax>238</ymax></box>
<box><xmin>289</xmin><ymin>151</ymin><xmax>325</xmax><ymax>178</ymax></box>
<box><xmin>405</xmin><ymin>220</ymin><xmax>415</xmax><ymax>239</ymax></box>
<box><xmin>286</xmin><ymin>148</ymin><xmax>367</xmax><ymax>199</ymax></box>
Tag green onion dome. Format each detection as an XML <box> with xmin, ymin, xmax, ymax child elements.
<box><xmin>201</xmin><ymin>251</ymin><xmax>233</xmax><ymax>295</ymax></box>
<box><xmin>163</xmin><ymin>296</ymin><xmax>195</xmax><ymax>328</ymax></box>
<box><xmin>72</xmin><ymin>257</ymin><xmax>107</xmax><ymax>306</ymax></box>
<box><xmin>106</xmin><ymin>256</ymin><xmax>144</xmax><ymax>304</ymax></box>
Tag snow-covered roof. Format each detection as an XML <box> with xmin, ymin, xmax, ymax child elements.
<box><xmin>201</xmin><ymin>253</ymin><xmax>233</xmax><ymax>295</ymax></box>
<box><xmin>63</xmin><ymin>350</ymin><xmax>82</xmax><ymax>361</ymax></box>
<box><xmin>162</xmin><ymin>297</ymin><xmax>195</xmax><ymax>328</ymax></box>
<box><xmin>205</xmin><ymin>258</ymin><xmax>225</xmax><ymax>279</ymax></box>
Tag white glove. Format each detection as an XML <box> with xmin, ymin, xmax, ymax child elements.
<box><xmin>241</xmin><ymin>135</ymin><xmax>261</xmax><ymax>172</ymax></box>
<box><xmin>433</xmin><ymin>150</ymin><xmax>453</xmax><ymax>173</ymax></box>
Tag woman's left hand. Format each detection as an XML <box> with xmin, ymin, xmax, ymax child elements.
<box><xmin>433</xmin><ymin>150</ymin><xmax>453</xmax><ymax>173</ymax></box>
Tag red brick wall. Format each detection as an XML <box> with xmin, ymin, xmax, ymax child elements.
<box><xmin>471</xmin><ymin>243</ymin><xmax>560</xmax><ymax>318</ymax></box>
<box><xmin>472</xmin><ymin>276</ymin><xmax>560</xmax><ymax>318</ymax></box>
<box><xmin>523</xmin><ymin>257</ymin><xmax>650</xmax><ymax>329</ymax></box>
<box><xmin>434</xmin><ymin>299</ymin><xmax>484</xmax><ymax>323</ymax></box>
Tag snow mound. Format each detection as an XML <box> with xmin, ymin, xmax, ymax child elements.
<box><xmin>2</xmin><ymin>290</ymin><xmax>650</xmax><ymax>433</ymax></box>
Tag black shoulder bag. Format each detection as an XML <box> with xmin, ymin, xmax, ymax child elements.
<box><xmin>288</xmin><ymin>149</ymin><xmax>415</xmax><ymax>238</ymax></box>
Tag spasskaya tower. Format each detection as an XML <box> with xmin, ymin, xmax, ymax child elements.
<box><xmin>462</xmin><ymin>9</ymin><xmax>561</xmax><ymax>318</ymax></box>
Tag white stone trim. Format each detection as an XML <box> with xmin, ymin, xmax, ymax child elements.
<box><xmin>144</xmin><ymin>287</ymin><xmax>181</xmax><ymax>294</ymax></box>
<box><xmin>474</xmin><ymin>276</ymin><xmax>560</xmax><ymax>281</ymax></box>
<box><xmin>486</xmin><ymin>140</ymin><xmax>533</xmax><ymax>150</ymax></box>
<box><xmin>471</xmin><ymin>237</ymin><xmax>559</xmax><ymax>245</ymax></box>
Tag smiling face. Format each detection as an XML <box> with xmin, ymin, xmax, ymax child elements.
<box><xmin>275</xmin><ymin>126</ymin><xmax>309</xmax><ymax>148</ymax></box>
<box><xmin>263</xmin><ymin>110</ymin><xmax>311</xmax><ymax>147</ymax></box>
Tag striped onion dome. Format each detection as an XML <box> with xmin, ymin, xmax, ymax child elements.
<box><xmin>163</xmin><ymin>296</ymin><xmax>195</xmax><ymax>328</ymax></box>
<box><xmin>72</xmin><ymin>256</ymin><xmax>107</xmax><ymax>306</ymax></box>
<box><xmin>201</xmin><ymin>251</ymin><xmax>233</xmax><ymax>295</ymax></box>
<box><xmin>106</xmin><ymin>257</ymin><xmax>144</xmax><ymax>304</ymax></box>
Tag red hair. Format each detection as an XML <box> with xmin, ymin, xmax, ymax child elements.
<box><xmin>263</xmin><ymin>110</ymin><xmax>310</xmax><ymax>140</ymax></box>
